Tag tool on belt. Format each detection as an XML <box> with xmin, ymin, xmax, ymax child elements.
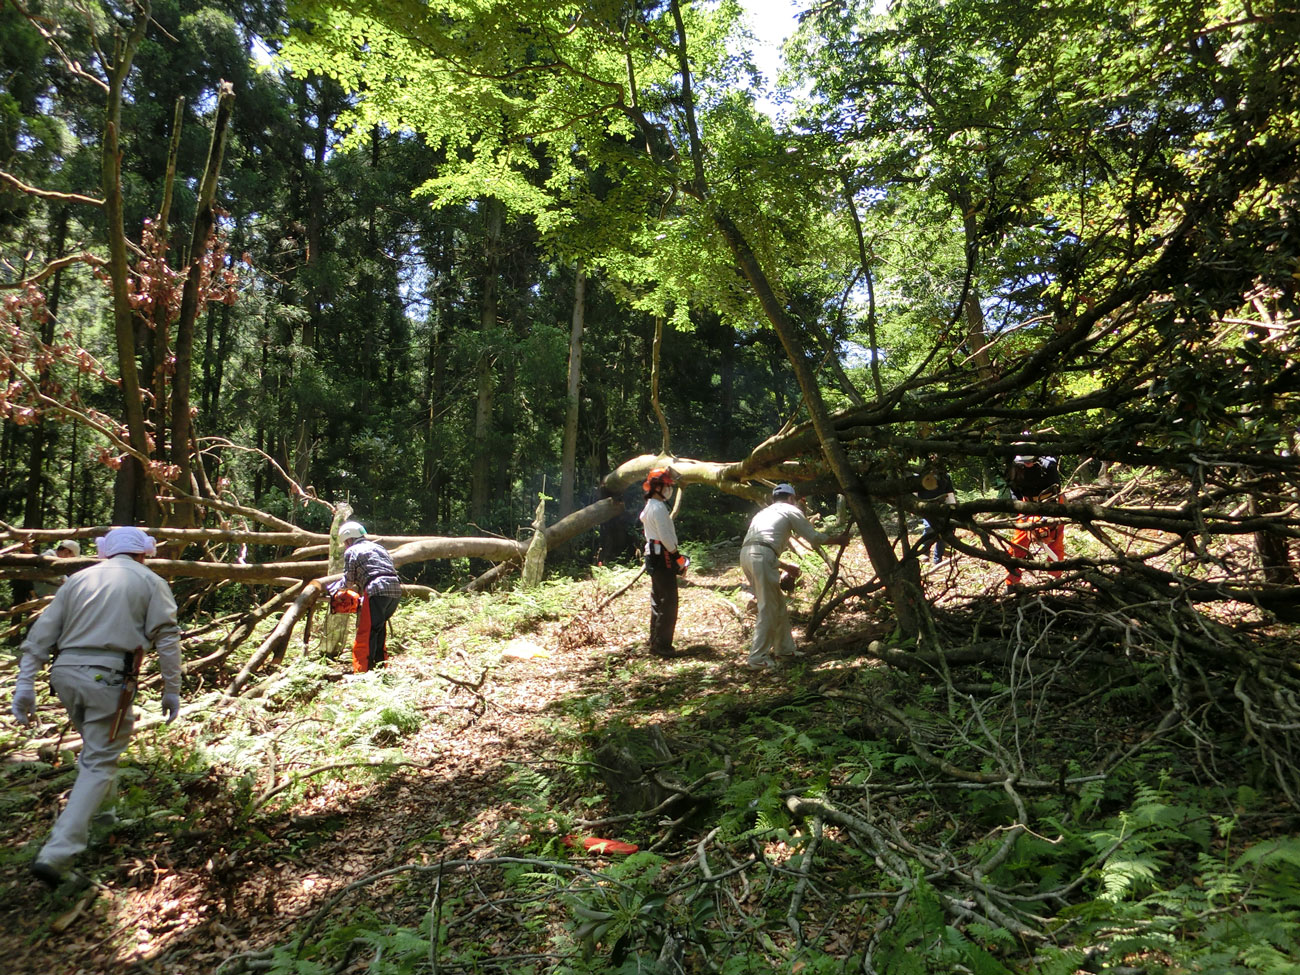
<box><xmin>647</xmin><ymin>540</ymin><xmax>689</xmax><ymax>576</ymax></box>
<box><xmin>779</xmin><ymin>563</ymin><xmax>802</xmax><ymax>592</ymax></box>
<box><xmin>109</xmin><ymin>646</ymin><xmax>145</xmax><ymax>741</ymax></box>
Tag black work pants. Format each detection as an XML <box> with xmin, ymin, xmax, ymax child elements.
<box><xmin>365</xmin><ymin>593</ymin><xmax>400</xmax><ymax>669</ymax></box>
<box><xmin>646</xmin><ymin>554</ymin><xmax>678</xmax><ymax>654</ymax></box>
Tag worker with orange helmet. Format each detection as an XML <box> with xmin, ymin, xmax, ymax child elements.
<box><xmin>639</xmin><ymin>467</ymin><xmax>687</xmax><ymax>657</ymax></box>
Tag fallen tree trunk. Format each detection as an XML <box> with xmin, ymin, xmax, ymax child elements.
<box><xmin>184</xmin><ymin>582</ymin><xmax>325</xmax><ymax>673</ymax></box>
<box><xmin>466</xmin><ymin>497</ymin><xmax>632</xmax><ymax>589</ymax></box>
<box><xmin>0</xmin><ymin>497</ymin><xmax>632</xmax><ymax>588</ymax></box>
<box><xmin>603</xmin><ymin>454</ymin><xmax>778</xmax><ymax>502</ymax></box>
<box><xmin>388</xmin><ymin>537</ymin><xmax>523</xmax><ymax>565</ymax></box>
<box><xmin>0</xmin><ymin>553</ymin><xmax>330</xmax><ymax>582</ymax></box>
<box><xmin>223</xmin><ymin>581</ymin><xmax>320</xmax><ymax>697</ymax></box>
<box><xmin>0</xmin><ymin>496</ymin><xmax>637</xmax><ymax>667</ymax></box>
<box><xmin>0</xmin><ymin>524</ymin><xmax>327</xmax><ymax>547</ymax></box>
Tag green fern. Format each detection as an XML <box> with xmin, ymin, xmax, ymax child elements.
<box><xmin>1030</xmin><ymin>947</ymin><xmax>1087</xmax><ymax>975</ymax></box>
<box><xmin>1196</xmin><ymin>852</ymin><xmax>1246</xmax><ymax>904</ymax></box>
<box><xmin>508</xmin><ymin>765</ymin><xmax>554</xmax><ymax>804</ymax></box>
<box><xmin>1235</xmin><ymin>836</ymin><xmax>1300</xmax><ymax>873</ymax></box>
<box><xmin>1098</xmin><ymin>853</ymin><xmax>1163</xmax><ymax>902</ymax></box>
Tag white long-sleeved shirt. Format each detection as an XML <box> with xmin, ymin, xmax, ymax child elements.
<box><xmin>639</xmin><ymin>497</ymin><xmax>679</xmax><ymax>554</ymax></box>
<box><xmin>20</xmin><ymin>554</ymin><xmax>182</xmax><ymax>696</ymax></box>
<box><xmin>33</xmin><ymin>548</ymin><xmax>66</xmax><ymax>598</ymax></box>
<box><xmin>742</xmin><ymin>501</ymin><xmax>832</xmax><ymax>553</ymax></box>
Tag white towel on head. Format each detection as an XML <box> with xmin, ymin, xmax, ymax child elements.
<box><xmin>96</xmin><ymin>526</ymin><xmax>157</xmax><ymax>557</ymax></box>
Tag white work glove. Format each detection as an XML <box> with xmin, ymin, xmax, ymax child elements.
<box><xmin>11</xmin><ymin>678</ymin><xmax>36</xmax><ymax>726</ymax></box>
<box><xmin>161</xmin><ymin>693</ymin><xmax>181</xmax><ymax>724</ymax></box>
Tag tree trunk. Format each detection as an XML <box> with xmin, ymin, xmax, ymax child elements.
<box><xmin>667</xmin><ymin>0</ymin><xmax>926</xmax><ymax>639</ymax></box>
<box><xmin>293</xmin><ymin>83</ymin><xmax>333</xmax><ymax>490</ymax></box>
<box><xmin>1245</xmin><ymin>305</ymin><xmax>1298</xmax><ymax>589</ymax></box>
<box><xmin>321</xmin><ymin>503</ymin><xmax>353</xmax><ymax>660</ymax></box>
<box><xmin>422</xmin><ymin>226</ymin><xmax>452</xmax><ymax>530</ymax></box>
<box><xmin>201</xmin><ymin>304</ymin><xmax>217</xmax><ymax>417</ymax></box>
<box><xmin>103</xmin><ymin>6</ymin><xmax>159</xmax><ymax>526</ymax></box>
<box><xmin>146</xmin><ymin>98</ymin><xmax>186</xmax><ymax>478</ymax></box>
<box><xmin>959</xmin><ymin>204</ymin><xmax>995</xmax><ymax>381</ymax></box>
<box><xmin>496</xmin><ymin>304</ymin><xmax>524</xmax><ymax>521</ymax></box>
<box><xmin>214</xmin><ymin>302</ymin><xmax>231</xmax><ymax>422</ymax></box>
<box><xmin>22</xmin><ymin>206</ymin><xmax>68</xmax><ymax>528</ymax></box>
<box><xmin>650</xmin><ymin>315</ymin><xmax>671</xmax><ymax>456</ymax></box>
<box><xmin>254</xmin><ymin>316</ymin><xmax>270</xmax><ymax>502</ymax></box>
<box><xmin>715</xmin><ymin>313</ymin><xmax>737</xmax><ymax>457</ymax></box>
<box><xmin>843</xmin><ymin>179</ymin><xmax>885</xmax><ymax>399</ymax></box>
<box><xmin>170</xmin><ymin>84</ymin><xmax>234</xmax><ymax>526</ymax></box>
<box><xmin>470</xmin><ymin>198</ymin><xmax>502</xmax><ymax>526</ymax></box>
<box><xmin>559</xmin><ymin>264</ymin><xmax>585</xmax><ymax>518</ymax></box>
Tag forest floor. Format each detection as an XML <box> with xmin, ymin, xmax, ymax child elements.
<box><xmin>0</xmin><ymin>538</ymin><xmax>892</xmax><ymax>974</ymax></box>
<box><xmin>1</xmin><ymin>531</ymin><xmax>1295</xmax><ymax>974</ymax></box>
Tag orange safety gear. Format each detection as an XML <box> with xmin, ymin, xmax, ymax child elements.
<box><xmin>351</xmin><ymin>595</ymin><xmax>372</xmax><ymax>672</ymax></box>
<box><xmin>643</xmin><ymin>466</ymin><xmax>679</xmax><ymax>495</ymax></box>
<box><xmin>330</xmin><ymin>588</ymin><xmax>362</xmax><ymax>614</ymax></box>
<box><xmin>1005</xmin><ymin>495</ymin><xmax>1065</xmax><ymax>586</ymax></box>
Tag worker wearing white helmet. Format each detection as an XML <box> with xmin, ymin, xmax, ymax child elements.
<box><xmin>739</xmin><ymin>484</ymin><xmax>849</xmax><ymax>671</ymax></box>
<box><xmin>1004</xmin><ymin>449</ymin><xmax>1065</xmax><ymax>588</ymax></box>
<box><xmin>34</xmin><ymin>538</ymin><xmax>83</xmax><ymax>597</ymax></box>
<box><xmin>330</xmin><ymin>521</ymin><xmax>402</xmax><ymax>672</ymax></box>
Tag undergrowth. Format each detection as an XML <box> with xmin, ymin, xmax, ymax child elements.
<box><xmin>240</xmin><ymin>625</ymin><xmax>1300</xmax><ymax>975</ymax></box>
<box><xmin>5</xmin><ymin>558</ymin><xmax>1299</xmax><ymax>975</ymax></box>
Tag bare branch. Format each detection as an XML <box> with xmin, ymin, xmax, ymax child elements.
<box><xmin>8</xmin><ymin>0</ymin><xmax>110</xmax><ymax>93</ymax></box>
<box><xmin>0</xmin><ymin>170</ymin><xmax>105</xmax><ymax>207</ymax></box>
<box><xmin>0</xmin><ymin>251</ymin><xmax>106</xmax><ymax>289</ymax></box>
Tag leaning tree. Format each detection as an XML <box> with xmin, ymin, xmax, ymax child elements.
<box><xmin>274</xmin><ymin>0</ymin><xmax>1298</xmax><ymax>625</ymax></box>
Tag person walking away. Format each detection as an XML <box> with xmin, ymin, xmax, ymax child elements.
<box><xmin>915</xmin><ymin>466</ymin><xmax>956</xmax><ymax>564</ymax></box>
<box><xmin>1005</xmin><ymin>452</ymin><xmax>1065</xmax><ymax>587</ymax></box>
<box><xmin>331</xmin><ymin>521</ymin><xmax>401</xmax><ymax>672</ymax></box>
<box><xmin>34</xmin><ymin>539</ymin><xmax>82</xmax><ymax>598</ymax></box>
<box><xmin>10</xmin><ymin>526</ymin><xmax>181</xmax><ymax>888</ymax></box>
<box><xmin>739</xmin><ymin>484</ymin><xmax>850</xmax><ymax>671</ymax></box>
<box><xmin>639</xmin><ymin>467</ymin><xmax>686</xmax><ymax>657</ymax></box>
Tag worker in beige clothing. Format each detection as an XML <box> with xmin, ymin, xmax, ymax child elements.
<box><xmin>739</xmin><ymin>484</ymin><xmax>849</xmax><ymax>670</ymax></box>
<box><xmin>10</xmin><ymin>526</ymin><xmax>182</xmax><ymax>888</ymax></box>
<box><xmin>34</xmin><ymin>538</ymin><xmax>81</xmax><ymax>597</ymax></box>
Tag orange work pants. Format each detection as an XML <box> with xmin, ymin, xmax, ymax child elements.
<box><xmin>351</xmin><ymin>596</ymin><xmax>372</xmax><ymax>672</ymax></box>
<box><xmin>1006</xmin><ymin>506</ymin><xmax>1065</xmax><ymax>585</ymax></box>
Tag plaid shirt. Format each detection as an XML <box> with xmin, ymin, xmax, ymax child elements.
<box><xmin>342</xmin><ymin>539</ymin><xmax>403</xmax><ymax>598</ymax></box>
